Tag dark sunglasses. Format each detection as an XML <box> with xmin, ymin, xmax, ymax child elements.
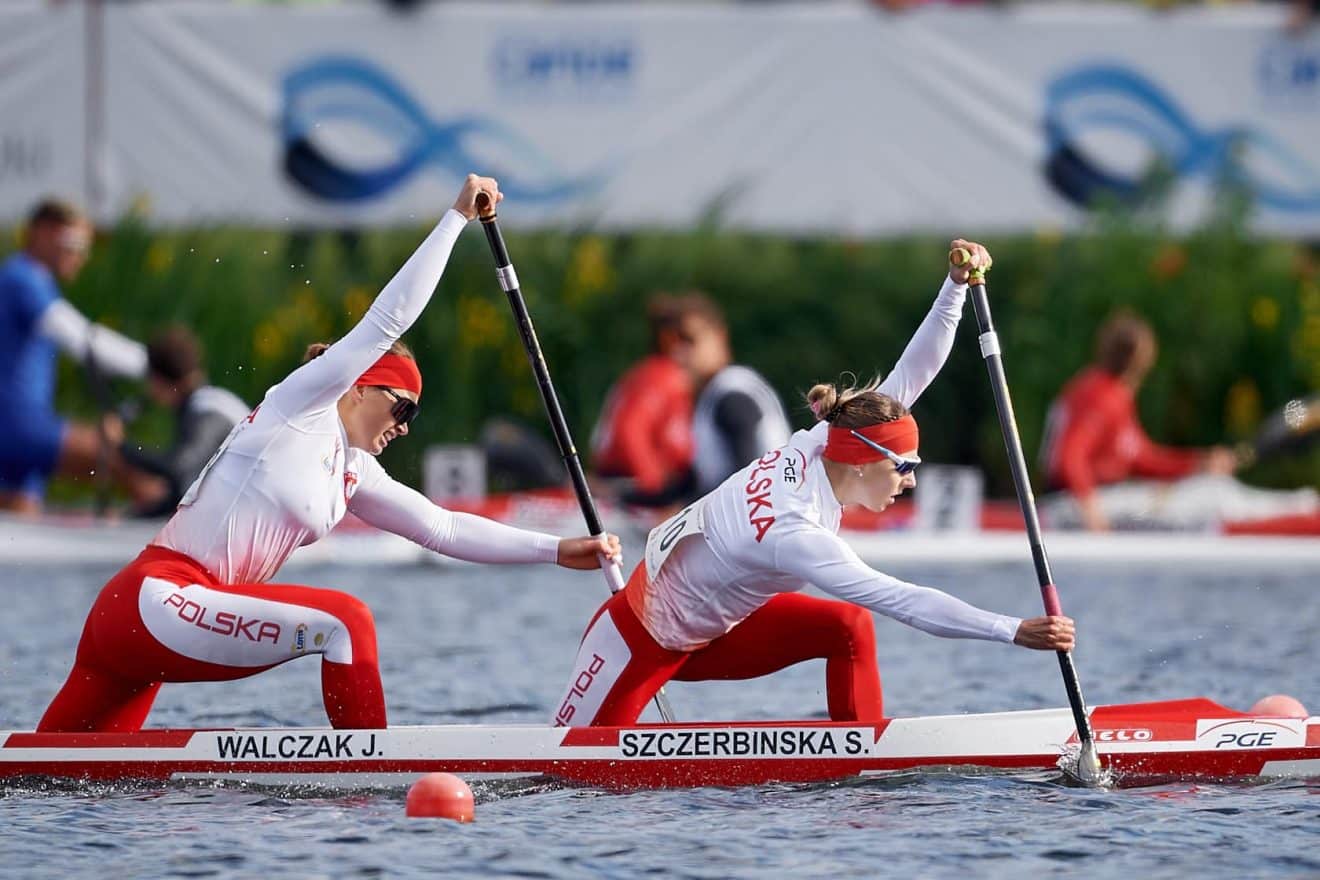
<box><xmin>849</xmin><ymin>430</ymin><xmax>921</xmax><ymax>475</ymax></box>
<box><xmin>376</xmin><ymin>387</ymin><xmax>420</xmax><ymax>427</ymax></box>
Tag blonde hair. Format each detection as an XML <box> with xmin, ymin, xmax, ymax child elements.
<box><xmin>303</xmin><ymin>339</ymin><xmax>415</xmax><ymax>363</ymax></box>
<box><xmin>805</xmin><ymin>374</ymin><xmax>908</xmax><ymax>428</ymax></box>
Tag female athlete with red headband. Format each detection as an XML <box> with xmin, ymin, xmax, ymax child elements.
<box><xmin>39</xmin><ymin>174</ymin><xmax>621</xmax><ymax>733</ymax></box>
<box><xmin>553</xmin><ymin>241</ymin><xmax>1074</xmax><ymax>727</ymax></box>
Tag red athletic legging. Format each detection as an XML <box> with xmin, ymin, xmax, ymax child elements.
<box><xmin>556</xmin><ymin>563</ymin><xmax>883</xmax><ymax>726</ymax></box>
<box><xmin>38</xmin><ymin>545</ymin><xmax>384</xmax><ymax>732</ymax></box>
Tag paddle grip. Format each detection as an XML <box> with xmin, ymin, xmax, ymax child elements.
<box><xmin>949</xmin><ymin>246</ymin><xmax>991</xmax><ymax>284</ymax></box>
<box><xmin>1040</xmin><ymin>583</ymin><xmax>1064</xmax><ymax>617</ymax></box>
<box><xmin>602</xmin><ymin>557</ymin><xmax>628</xmax><ymax>593</ymax></box>
<box><xmin>475</xmin><ymin>190</ymin><xmax>498</xmax><ymax>222</ymax></box>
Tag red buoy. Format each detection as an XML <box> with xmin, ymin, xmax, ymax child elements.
<box><xmin>406</xmin><ymin>772</ymin><xmax>475</xmax><ymax>821</ymax></box>
<box><xmin>1248</xmin><ymin>694</ymin><xmax>1309</xmax><ymax>718</ymax></box>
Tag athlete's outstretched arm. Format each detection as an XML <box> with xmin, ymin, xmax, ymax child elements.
<box><xmin>347</xmin><ymin>458</ymin><xmax>620</xmax><ymax>568</ymax></box>
<box><xmin>38</xmin><ymin>300</ymin><xmax>147</xmax><ymax>379</ymax></box>
<box><xmin>876</xmin><ymin>239</ymin><xmax>989</xmax><ymax>408</ymax></box>
<box><xmin>268</xmin><ymin>175</ymin><xmax>500</xmax><ymax>419</ymax></box>
<box><xmin>773</xmin><ymin>523</ymin><xmax>1020</xmax><ymax>643</ymax></box>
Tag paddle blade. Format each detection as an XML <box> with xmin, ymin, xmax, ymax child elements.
<box><xmin>1249</xmin><ymin>394</ymin><xmax>1320</xmax><ymax>463</ymax></box>
<box><xmin>1057</xmin><ymin>739</ymin><xmax>1112</xmax><ymax>788</ymax></box>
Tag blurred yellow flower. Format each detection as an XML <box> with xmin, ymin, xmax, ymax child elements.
<box><xmin>1150</xmin><ymin>243</ymin><xmax>1186</xmax><ymax>281</ymax></box>
<box><xmin>144</xmin><ymin>240</ymin><xmax>172</xmax><ymax>276</ymax></box>
<box><xmin>500</xmin><ymin>343</ymin><xmax>530</xmax><ymax>377</ymax></box>
<box><xmin>1303</xmin><ymin>314</ymin><xmax>1320</xmax><ymax>351</ymax></box>
<box><xmin>1301</xmin><ymin>279</ymin><xmax>1320</xmax><ymax>315</ymax></box>
<box><xmin>512</xmin><ymin>385</ymin><xmax>539</xmax><ymax>416</ymax></box>
<box><xmin>458</xmin><ymin>295</ymin><xmax>506</xmax><ymax>348</ymax></box>
<box><xmin>565</xmin><ymin>236</ymin><xmax>615</xmax><ymax>306</ymax></box>
<box><xmin>1250</xmin><ymin>297</ymin><xmax>1279</xmax><ymax>330</ymax></box>
<box><xmin>342</xmin><ymin>286</ymin><xmax>372</xmax><ymax>322</ymax></box>
<box><xmin>253</xmin><ymin>320</ymin><xmax>287</xmax><ymax>362</ymax></box>
<box><xmin>1224</xmin><ymin>378</ymin><xmax>1261</xmax><ymax>439</ymax></box>
<box><xmin>293</xmin><ymin>288</ymin><xmax>322</xmax><ymax>315</ymax></box>
<box><xmin>1034</xmin><ymin>226</ymin><xmax>1063</xmax><ymax>247</ymax></box>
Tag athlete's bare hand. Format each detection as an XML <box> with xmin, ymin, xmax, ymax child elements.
<box><xmin>100</xmin><ymin>413</ymin><xmax>125</xmax><ymax>447</ymax></box>
<box><xmin>1014</xmin><ymin>615</ymin><xmax>1075</xmax><ymax>651</ymax></box>
<box><xmin>1202</xmin><ymin>445</ymin><xmax>1238</xmax><ymax>475</ymax></box>
<box><xmin>557</xmin><ymin>534</ymin><xmax>623</xmax><ymax>571</ymax></box>
<box><xmin>452</xmin><ymin>174</ymin><xmax>503</xmax><ymax>221</ymax></box>
<box><xmin>949</xmin><ymin>239</ymin><xmax>992</xmax><ymax>285</ymax></box>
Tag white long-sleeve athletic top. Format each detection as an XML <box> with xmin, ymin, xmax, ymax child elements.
<box><xmin>156</xmin><ymin>210</ymin><xmax>559</xmax><ymax>583</ymax></box>
<box><xmin>637</xmin><ymin>276</ymin><xmax>1021</xmax><ymax>651</ymax></box>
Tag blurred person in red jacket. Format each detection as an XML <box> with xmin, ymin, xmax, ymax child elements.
<box><xmin>1040</xmin><ymin>310</ymin><xmax>1315</xmax><ymax>531</ymax></box>
<box><xmin>590</xmin><ymin>294</ymin><xmax>695</xmax><ymax>507</ymax></box>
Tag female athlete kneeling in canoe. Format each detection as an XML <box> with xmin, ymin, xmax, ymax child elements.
<box><xmin>554</xmin><ymin>241</ymin><xmax>1072</xmax><ymax>727</ymax></box>
<box><xmin>39</xmin><ymin>174</ymin><xmax>621</xmax><ymax>733</ymax></box>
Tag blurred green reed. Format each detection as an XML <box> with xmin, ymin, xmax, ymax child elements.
<box><xmin>8</xmin><ymin>205</ymin><xmax>1318</xmax><ymax>504</ymax></box>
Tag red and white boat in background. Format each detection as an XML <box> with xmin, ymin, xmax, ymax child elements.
<box><xmin>3</xmin><ymin>699</ymin><xmax>1317</xmax><ymax>789</ymax></box>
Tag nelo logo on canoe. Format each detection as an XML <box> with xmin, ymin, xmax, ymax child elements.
<box><xmin>1096</xmin><ymin>728</ymin><xmax>1153</xmax><ymax>742</ymax></box>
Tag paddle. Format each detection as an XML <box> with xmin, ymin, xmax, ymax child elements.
<box><xmin>474</xmin><ymin>192</ymin><xmax>678</xmax><ymax>724</ymax></box>
<box><xmin>82</xmin><ymin>340</ymin><xmax>120</xmax><ymax>518</ymax></box>
<box><xmin>951</xmin><ymin>247</ymin><xmax>1105</xmax><ymax>785</ymax></box>
<box><xmin>1239</xmin><ymin>393</ymin><xmax>1320</xmax><ymax>467</ymax></box>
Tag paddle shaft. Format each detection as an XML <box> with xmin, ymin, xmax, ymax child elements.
<box><xmin>474</xmin><ymin>194</ymin><xmax>676</xmax><ymax>724</ymax></box>
<box><xmin>955</xmin><ymin>252</ymin><xmax>1098</xmax><ymax>764</ymax></box>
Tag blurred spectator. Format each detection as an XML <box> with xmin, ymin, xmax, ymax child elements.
<box><xmin>673</xmin><ymin>293</ymin><xmax>791</xmax><ymax>496</ymax></box>
<box><xmin>103</xmin><ymin>325</ymin><xmax>250</xmax><ymax>518</ymax></box>
<box><xmin>591</xmin><ymin>294</ymin><xmax>695</xmax><ymax>507</ymax></box>
<box><xmin>1286</xmin><ymin>0</ymin><xmax>1319</xmax><ymax>32</ymax></box>
<box><xmin>1039</xmin><ymin>310</ymin><xmax>1316</xmax><ymax>531</ymax></box>
<box><xmin>0</xmin><ymin>198</ymin><xmax>154</xmax><ymax>515</ymax></box>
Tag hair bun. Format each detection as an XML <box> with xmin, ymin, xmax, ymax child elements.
<box><xmin>807</xmin><ymin>383</ymin><xmax>840</xmax><ymax>422</ymax></box>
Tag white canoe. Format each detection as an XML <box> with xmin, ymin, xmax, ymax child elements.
<box><xmin>4</xmin><ymin>698</ymin><xmax>1317</xmax><ymax>789</ymax></box>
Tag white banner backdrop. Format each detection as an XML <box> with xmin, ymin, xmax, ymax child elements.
<box><xmin>6</xmin><ymin>2</ymin><xmax>1320</xmax><ymax>234</ymax></box>
<box><xmin>0</xmin><ymin>4</ymin><xmax>86</xmax><ymax>221</ymax></box>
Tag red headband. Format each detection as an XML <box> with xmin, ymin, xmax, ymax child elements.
<box><xmin>824</xmin><ymin>415</ymin><xmax>919</xmax><ymax>465</ymax></box>
<box><xmin>355</xmin><ymin>353</ymin><xmax>422</xmax><ymax>395</ymax></box>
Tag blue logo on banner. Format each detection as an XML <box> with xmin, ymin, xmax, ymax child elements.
<box><xmin>1258</xmin><ymin>42</ymin><xmax>1320</xmax><ymax>101</ymax></box>
<box><xmin>1043</xmin><ymin>64</ymin><xmax>1320</xmax><ymax>213</ymax></box>
<box><xmin>492</xmin><ymin>36</ymin><xmax>634</xmax><ymax>97</ymax></box>
<box><xmin>281</xmin><ymin>56</ymin><xmax>599</xmax><ymax>203</ymax></box>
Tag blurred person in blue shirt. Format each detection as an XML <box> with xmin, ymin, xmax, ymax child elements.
<box><xmin>0</xmin><ymin>198</ymin><xmax>151</xmax><ymax>514</ymax></box>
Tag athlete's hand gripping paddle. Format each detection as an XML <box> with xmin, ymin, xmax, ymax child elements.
<box><xmin>474</xmin><ymin>191</ymin><xmax>677</xmax><ymax>724</ymax></box>
<box><xmin>950</xmin><ymin>247</ymin><xmax>1106</xmax><ymax>786</ymax></box>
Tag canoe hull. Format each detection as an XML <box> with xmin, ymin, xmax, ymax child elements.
<box><xmin>4</xmin><ymin>699</ymin><xmax>1317</xmax><ymax>789</ymax></box>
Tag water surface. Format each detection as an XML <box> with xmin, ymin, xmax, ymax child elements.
<box><xmin>1</xmin><ymin>556</ymin><xmax>1316</xmax><ymax>878</ymax></box>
